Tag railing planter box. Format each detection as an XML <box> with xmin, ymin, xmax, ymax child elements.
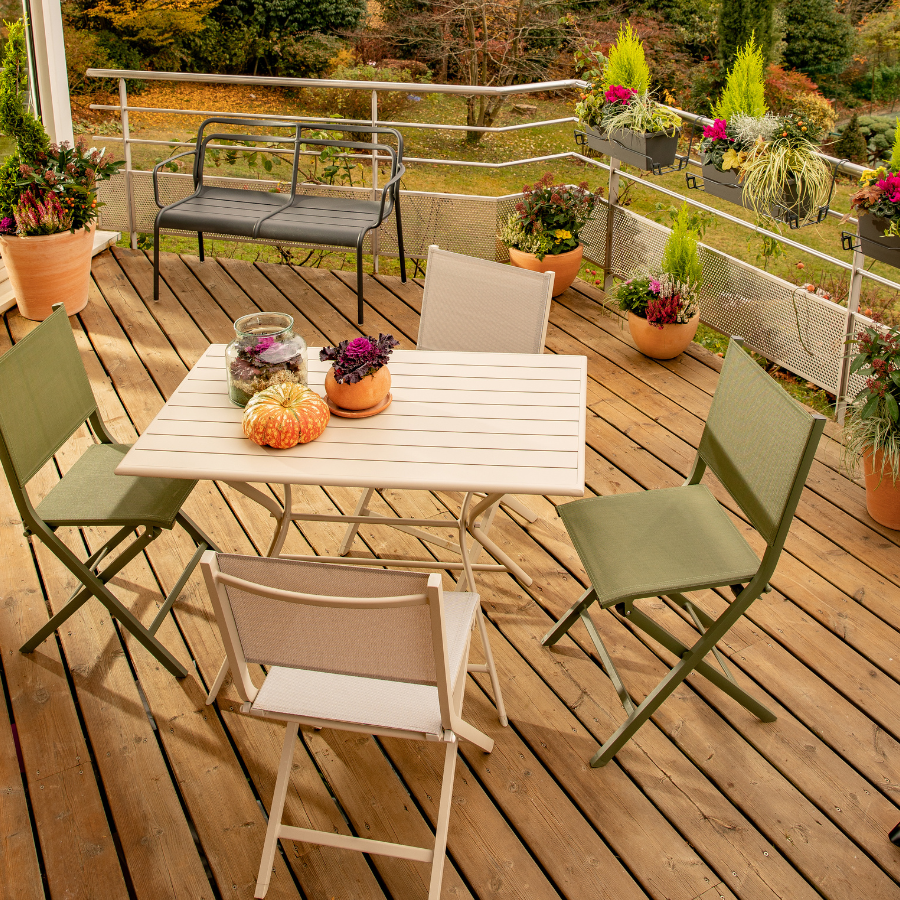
<box><xmin>699</xmin><ymin>164</ymin><xmax>750</xmax><ymax>208</ymax></box>
<box><xmin>579</xmin><ymin>124</ymin><xmax>681</xmax><ymax>172</ymax></box>
<box><xmin>857</xmin><ymin>215</ymin><xmax>900</xmax><ymax>268</ymax></box>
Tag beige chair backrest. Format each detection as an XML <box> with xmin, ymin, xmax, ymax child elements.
<box><xmin>201</xmin><ymin>553</ymin><xmax>455</xmax><ymax>727</ymax></box>
<box><xmin>416</xmin><ymin>245</ymin><xmax>553</xmax><ymax>354</ymax></box>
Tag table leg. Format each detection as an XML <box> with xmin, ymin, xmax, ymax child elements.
<box><xmin>339</xmin><ymin>487</ymin><xmax>375</xmax><ymax>556</ymax></box>
<box><xmin>465</xmin><ymin>493</ymin><xmax>533</xmax><ymax>587</ymax></box>
<box><xmin>267</xmin><ymin>484</ymin><xmax>293</xmax><ymax>558</ymax></box>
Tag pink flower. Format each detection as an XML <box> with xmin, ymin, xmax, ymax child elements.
<box><xmin>702</xmin><ymin>119</ymin><xmax>729</xmax><ymax>142</ymax></box>
<box><xmin>649</xmin><ymin>278</ymin><xmax>662</xmax><ymax>293</ymax></box>
<box><xmin>604</xmin><ymin>85</ymin><xmax>637</xmax><ymax>105</ymax></box>
<box><xmin>877</xmin><ymin>173</ymin><xmax>900</xmax><ymax>204</ymax></box>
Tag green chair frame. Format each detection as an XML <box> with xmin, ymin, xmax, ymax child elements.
<box><xmin>0</xmin><ymin>305</ymin><xmax>217</xmax><ymax>677</ymax></box>
<box><xmin>543</xmin><ymin>339</ymin><xmax>826</xmax><ymax>767</ymax></box>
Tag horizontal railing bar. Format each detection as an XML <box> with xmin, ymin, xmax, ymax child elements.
<box><xmin>86</xmin><ymin>68</ymin><xmax>586</xmax><ymax>96</ymax></box>
<box><xmin>88</xmin><ymin>103</ymin><xmax>578</xmax><ymax>134</ymax></box>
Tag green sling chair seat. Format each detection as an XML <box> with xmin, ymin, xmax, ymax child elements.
<box><xmin>0</xmin><ymin>305</ymin><xmax>217</xmax><ymax>677</ymax></box>
<box><xmin>542</xmin><ymin>338</ymin><xmax>825</xmax><ymax>767</ymax></box>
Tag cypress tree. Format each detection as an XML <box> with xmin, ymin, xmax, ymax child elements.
<box><xmin>833</xmin><ymin>113</ymin><xmax>869</xmax><ymax>166</ymax></box>
<box><xmin>781</xmin><ymin>0</ymin><xmax>854</xmax><ymax>76</ymax></box>
<box><xmin>718</xmin><ymin>0</ymin><xmax>775</xmax><ymax>69</ymax></box>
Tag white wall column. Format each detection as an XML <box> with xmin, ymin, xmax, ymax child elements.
<box><xmin>25</xmin><ymin>0</ymin><xmax>73</xmax><ymax>145</ymax></box>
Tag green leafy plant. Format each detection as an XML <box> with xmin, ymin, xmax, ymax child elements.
<box><xmin>844</xmin><ymin>320</ymin><xmax>900</xmax><ymax>482</ymax></box>
<box><xmin>712</xmin><ymin>34</ymin><xmax>768</xmax><ymax>121</ymax></box>
<box><xmin>601</xmin><ymin>22</ymin><xmax>651</xmax><ymax>94</ymax></box>
<box><xmin>893</xmin><ymin>124</ymin><xmax>900</xmax><ymax>170</ymax></box>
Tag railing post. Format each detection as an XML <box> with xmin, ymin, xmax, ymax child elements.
<box><xmin>835</xmin><ymin>237</ymin><xmax>865</xmax><ymax>423</ymax></box>
<box><xmin>118</xmin><ymin>78</ymin><xmax>137</xmax><ymax>249</ymax></box>
<box><xmin>371</xmin><ymin>89</ymin><xmax>380</xmax><ymax>274</ymax></box>
<box><xmin>603</xmin><ymin>157</ymin><xmax>620</xmax><ymax>292</ymax></box>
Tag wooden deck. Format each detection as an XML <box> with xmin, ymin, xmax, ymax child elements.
<box><xmin>2</xmin><ymin>247</ymin><xmax>900</xmax><ymax>900</ymax></box>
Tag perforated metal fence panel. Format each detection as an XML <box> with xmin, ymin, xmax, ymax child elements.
<box><xmin>99</xmin><ymin>175</ymin><xmax>871</xmax><ymax>396</ymax></box>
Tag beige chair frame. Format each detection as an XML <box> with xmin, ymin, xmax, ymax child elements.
<box><xmin>201</xmin><ymin>552</ymin><xmax>493</xmax><ymax>900</ymax></box>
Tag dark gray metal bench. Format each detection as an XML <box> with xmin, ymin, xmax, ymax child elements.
<box><xmin>152</xmin><ymin>116</ymin><xmax>407</xmax><ymax>324</ymax></box>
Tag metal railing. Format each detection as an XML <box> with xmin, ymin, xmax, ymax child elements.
<box><xmin>85</xmin><ymin>68</ymin><xmax>900</xmax><ymax>419</ymax></box>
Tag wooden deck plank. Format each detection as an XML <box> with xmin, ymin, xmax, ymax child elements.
<box><xmin>6</xmin><ymin>249</ymin><xmax>900</xmax><ymax>900</ymax></box>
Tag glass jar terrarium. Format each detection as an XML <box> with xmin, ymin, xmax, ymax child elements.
<box><xmin>226</xmin><ymin>313</ymin><xmax>307</xmax><ymax>407</ymax></box>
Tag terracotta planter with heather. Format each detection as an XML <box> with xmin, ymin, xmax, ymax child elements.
<box><xmin>627</xmin><ymin>311</ymin><xmax>700</xmax><ymax>359</ymax></box>
<box><xmin>0</xmin><ymin>223</ymin><xmax>95</xmax><ymax>321</ymax></box>
<box><xmin>862</xmin><ymin>448</ymin><xmax>900</xmax><ymax>530</ymax></box>
<box><xmin>508</xmin><ymin>244</ymin><xmax>583</xmax><ymax>297</ymax></box>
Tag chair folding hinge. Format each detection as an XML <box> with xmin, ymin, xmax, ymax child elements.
<box><xmin>22</xmin><ymin>526</ymin><xmax>32</xmax><ymax>539</ymax></box>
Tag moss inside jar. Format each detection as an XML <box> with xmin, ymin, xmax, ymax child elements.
<box><xmin>226</xmin><ymin>312</ymin><xmax>307</xmax><ymax>407</ymax></box>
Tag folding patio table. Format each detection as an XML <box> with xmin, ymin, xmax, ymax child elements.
<box><xmin>116</xmin><ymin>345</ymin><xmax>587</xmax><ymax>585</ymax></box>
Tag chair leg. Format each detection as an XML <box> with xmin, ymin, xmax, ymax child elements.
<box><xmin>198</xmin><ymin>232</ymin><xmax>205</xmax><ymax>262</ymax></box>
<box><xmin>498</xmin><ymin>494</ymin><xmax>538</xmax><ymax>523</ymax></box>
<box><xmin>255</xmin><ymin>722</ymin><xmax>298</xmax><ymax>899</ymax></box>
<box><xmin>356</xmin><ymin>237</ymin><xmax>365</xmax><ymax>325</ymax></box>
<box><xmin>428</xmin><ymin>739</ymin><xmax>459</xmax><ymax>900</ymax></box>
<box><xmin>153</xmin><ymin>224</ymin><xmax>161</xmax><ymax>302</ymax></box>
<box><xmin>473</xmin><ymin>605</ymin><xmax>507</xmax><ymax>727</ymax></box>
<box><xmin>395</xmin><ymin>196</ymin><xmax>407</xmax><ymax>284</ymax></box>
<box><xmin>541</xmin><ymin>586</ymin><xmax>597</xmax><ymax>647</ymax></box>
<box><xmin>205</xmin><ymin>656</ymin><xmax>230</xmax><ymax>705</ymax></box>
<box><xmin>339</xmin><ymin>487</ymin><xmax>375</xmax><ymax>556</ymax></box>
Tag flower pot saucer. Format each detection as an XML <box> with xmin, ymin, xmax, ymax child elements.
<box><xmin>325</xmin><ymin>392</ymin><xmax>392</xmax><ymax>418</ymax></box>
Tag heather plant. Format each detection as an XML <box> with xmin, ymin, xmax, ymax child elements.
<box><xmin>320</xmin><ymin>334</ymin><xmax>399</xmax><ymax>384</ymax></box>
<box><xmin>12</xmin><ymin>188</ymin><xmax>73</xmax><ymax>236</ymax></box>
<box><xmin>601</xmin><ymin>22</ymin><xmax>651</xmax><ymax>94</ymax></box>
<box><xmin>500</xmin><ymin>174</ymin><xmax>596</xmax><ymax>260</ymax></box>
<box><xmin>712</xmin><ymin>35</ymin><xmax>768</xmax><ymax>121</ymax></box>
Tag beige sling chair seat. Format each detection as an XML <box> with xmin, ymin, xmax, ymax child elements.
<box><xmin>201</xmin><ymin>552</ymin><xmax>494</xmax><ymax>899</ymax></box>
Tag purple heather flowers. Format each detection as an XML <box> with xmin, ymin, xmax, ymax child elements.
<box><xmin>321</xmin><ymin>334</ymin><xmax>399</xmax><ymax>384</ymax></box>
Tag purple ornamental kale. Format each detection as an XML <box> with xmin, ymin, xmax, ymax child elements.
<box><xmin>320</xmin><ymin>333</ymin><xmax>399</xmax><ymax>384</ymax></box>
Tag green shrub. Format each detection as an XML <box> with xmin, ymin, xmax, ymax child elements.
<box><xmin>718</xmin><ymin>0</ymin><xmax>775</xmax><ymax>68</ymax></box>
<box><xmin>601</xmin><ymin>22</ymin><xmax>651</xmax><ymax>94</ymax></box>
<box><xmin>269</xmin><ymin>32</ymin><xmax>345</xmax><ymax>78</ymax></box>
<box><xmin>832</xmin><ymin>113</ymin><xmax>868</xmax><ymax>165</ymax></box>
<box><xmin>893</xmin><ymin>125</ymin><xmax>900</xmax><ymax>169</ymax></box>
<box><xmin>661</xmin><ymin>202</ymin><xmax>702</xmax><ymax>286</ymax></box>
<box><xmin>712</xmin><ymin>34</ymin><xmax>768</xmax><ymax>120</ymax></box>
<box><xmin>781</xmin><ymin>0</ymin><xmax>853</xmax><ymax>76</ymax></box>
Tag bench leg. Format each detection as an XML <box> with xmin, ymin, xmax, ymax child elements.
<box><xmin>395</xmin><ymin>197</ymin><xmax>407</xmax><ymax>283</ymax></box>
<box><xmin>356</xmin><ymin>236</ymin><xmax>365</xmax><ymax>325</ymax></box>
<box><xmin>198</xmin><ymin>232</ymin><xmax>205</xmax><ymax>262</ymax></box>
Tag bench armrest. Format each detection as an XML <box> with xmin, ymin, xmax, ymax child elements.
<box><xmin>378</xmin><ymin>162</ymin><xmax>406</xmax><ymax>220</ymax></box>
<box><xmin>152</xmin><ymin>150</ymin><xmax>198</xmax><ymax>209</ymax></box>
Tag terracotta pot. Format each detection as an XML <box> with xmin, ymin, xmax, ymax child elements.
<box><xmin>508</xmin><ymin>244</ymin><xmax>583</xmax><ymax>297</ymax></box>
<box><xmin>627</xmin><ymin>311</ymin><xmax>700</xmax><ymax>360</ymax></box>
<box><xmin>325</xmin><ymin>365</ymin><xmax>391</xmax><ymax>410</ymax></box>
<box><xmin>0</xmin><ymin>223</ymin><xmax>95</xmax><ymax>321</ymax></box>
<box><xmin>862</xmin><ymin>447</ymin><xmax>900</xmax><ymax>530</ymax></box>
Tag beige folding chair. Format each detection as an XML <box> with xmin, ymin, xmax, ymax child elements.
<box><xmin>201</xmin><ymin>551</ymin><xmax>494</xmax><ymax>900</ymax></box>
<box><xmin>339</xmin><ymin>244</ymin><xmax>554</xmax><ymax>558</ymax></box>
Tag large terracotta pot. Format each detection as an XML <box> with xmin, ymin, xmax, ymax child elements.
<box><xmin>627</xmin><ymin>311</ymin><xmax>700</xmax><ymax>360</ymax></box>
<box><xmin>325</xmin><ymin>365</ymin><xmax>391</xmax><ymax>410</ymax></box>
<box><xmin>862</xmin><ymin>447</ymin><xmax>900</xmax><ymax>530</ymax></box>
<box><xmin>0</xmin><ymin>223</ymin><xmax>95</xmax><ymax>321</ymax></box>
<box><xmin>508</xmin><ymin>244</ymin><xmax>583</xmax><ymax>297</ymax></box>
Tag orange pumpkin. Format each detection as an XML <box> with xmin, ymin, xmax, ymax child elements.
<box><xmin>242</xmin><ymin>383</ymin><xmax>330</xmax><ymax>449</ymax></box>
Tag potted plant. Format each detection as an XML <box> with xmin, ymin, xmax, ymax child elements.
<box><xmin>500</xmin><ymin>174</ymin><xmax>596</xmax><ymax>296</ymax></box>
<box><xmin>575</xmin><ymin>23</ymin><xmax>682</xmax><ymax>172</ymax></box>
<box><xmin>320</xmin><ymin>334</ymin><xmax>399</xmax><ymax>413</ymax></box>
<box><xmin>844</xmin><ymin>319</ymin><xmax>900</xmax><ymax>529</ymax></box>
<box><xmin>847</xmin><ymin>130</ymin><xmax>900</xmax><ymax>268</ymax></box>
<box><xmin>614</xmin><ymin>203</ymin><xmax>702</xmax><ymax>359</ymax></box>
<box><xmin>695</xmin><ymin>37</ymin><xmax>832</xmax><ymax>226</ymax></box>
<box><xmin>0</xmin><ymin>21</ymin><xmax>123</xmax><ymax>320</ymax></box>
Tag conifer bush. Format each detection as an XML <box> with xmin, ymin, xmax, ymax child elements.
<box><xmin>712</xmin><ymin>35</ymin><xmax>768</xmax><ymax>120</ymax></box>
<box><xmin>601</xmin><ymin>22</ymin><xmax>651</xmax><ymax>95</ymax></box>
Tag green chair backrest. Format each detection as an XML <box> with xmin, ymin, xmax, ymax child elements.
<box><xmin>0</xmin><ymin>306</ymin><xmax>97</xmax><ymax>488</ymax></box>
<box><xmin>698</xmin><ymin>339</ymin><xmax>820</xmax><ymax>546</ymax></box>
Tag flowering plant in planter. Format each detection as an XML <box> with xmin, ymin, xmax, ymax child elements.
<box><xmin>616</xmin><ymin>274</ymin><xmax>699</xmax><ymax>327</ymax></box>
<box><xmin>844</xmin><ymin>318</ymin><xmax>900</xmax><ymax>527</ymax></box>
<box><xmin>500</xmin><ymin>174</ymin><xmax>595</xmax><ymax>260</ymax></box>
<box><xmin>320</xmin><ymin>334</ymin><xmax>399</xmax><ymax>384</ymax></box>
<box><xmin>850</xmin><ymin>150</ymin><xmax>900</xmax><ymax>240</ymax></box>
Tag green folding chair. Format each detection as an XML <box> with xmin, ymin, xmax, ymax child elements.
<box><xmin>0</xmin><ymin>304</ymin><xmax>217</xmax><ymax>677</ymax></box>
<box><xmin>543</xmin><ymin>338</ymin><xmax>825</xmax><ymax>767</ymax></box>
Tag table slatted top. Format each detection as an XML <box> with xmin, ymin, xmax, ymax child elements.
<box><xmin>117</xmin><ymin>346</ymin><xmax>587</xmax><ymax>496</ymax></box>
